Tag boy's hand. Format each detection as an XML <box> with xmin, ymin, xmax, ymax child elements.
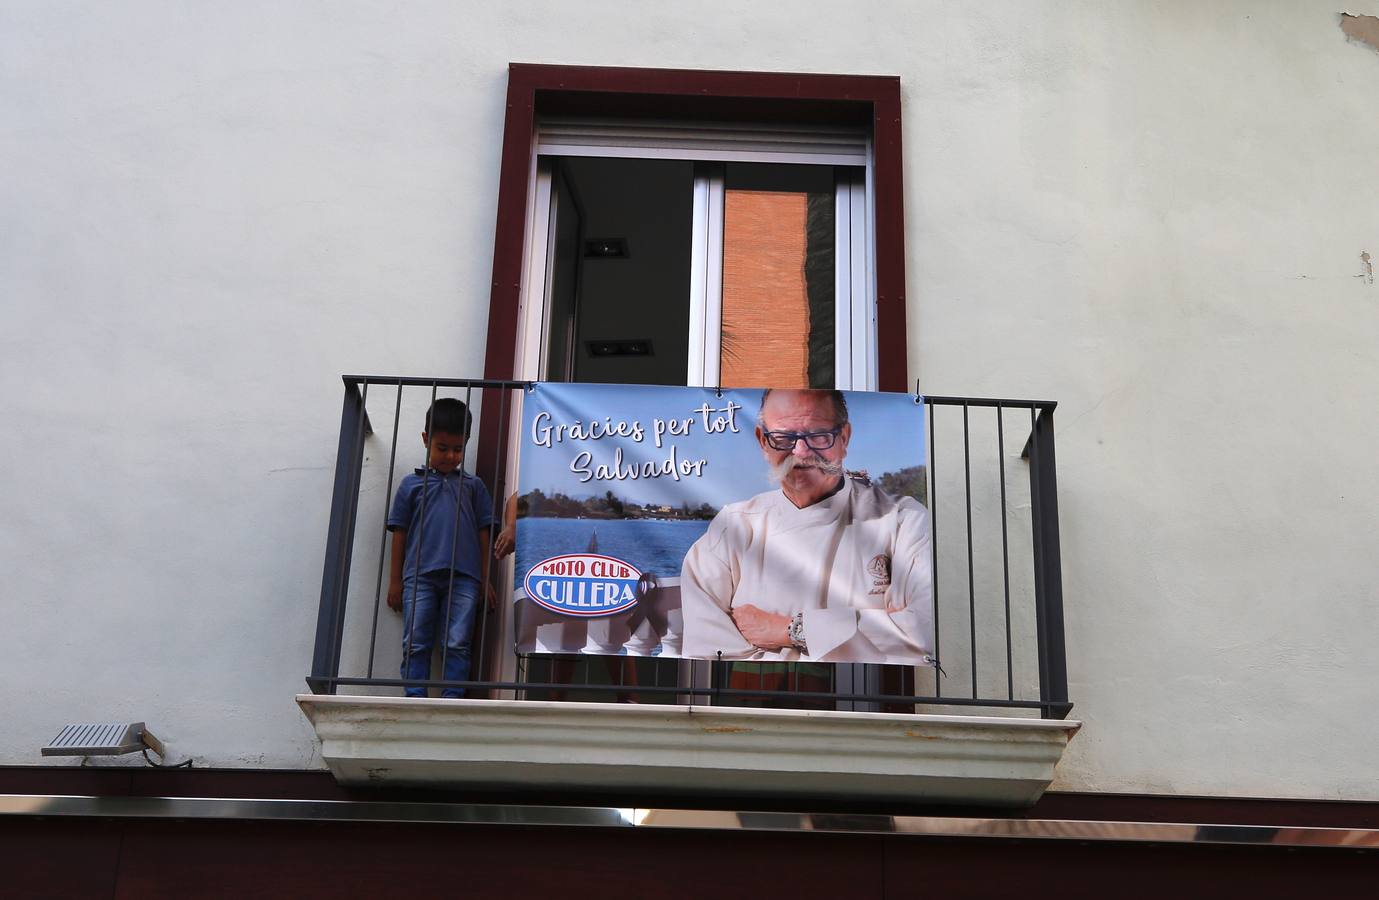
<box><xmin>486</xmin><ymin>582</ymin><xmax>498</xmax><ymax>611</ymax></box>
<box><xmin>493</xmin><ymin>526</ymin><xmax>516</xmax><ymax>560</ymax></box>
<box><xmin>387</xmin><ymin>530</ymin><xmax>407</xmax><ymax>612</ymax></box>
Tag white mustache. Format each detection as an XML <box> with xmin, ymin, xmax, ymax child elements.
<box><xmin>768</xmin><ymin>454</ymin><xmax>844</xmax><ymax>484</ymax></box>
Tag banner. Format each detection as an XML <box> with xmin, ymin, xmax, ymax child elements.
<box><xmin>513</xmin><ymin>383</ymin><xmax>934</xmax><ymax>667</ymax></box>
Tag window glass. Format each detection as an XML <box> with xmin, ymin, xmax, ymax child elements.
<box><xmin>544</xmin><ymin>157</ymin><xmax>694</xmax><ymax>385</ymax></box>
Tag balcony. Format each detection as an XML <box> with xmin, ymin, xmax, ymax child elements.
<box><xmin>298</xmin><ymin>376</ymin><xmax>1079</xmax><ymax>807</ymax></box>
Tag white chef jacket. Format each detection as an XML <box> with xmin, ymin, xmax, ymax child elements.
<box><xmin>679</xmin><ymin>474</ymin><xmax>935</xmax><ymax>665</ymax></box>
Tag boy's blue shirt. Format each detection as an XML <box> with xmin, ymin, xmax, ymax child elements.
<box><xmin>387</xmin><ymin>467</ymin><xmax>495</xmax><ymax>581</ymax></box>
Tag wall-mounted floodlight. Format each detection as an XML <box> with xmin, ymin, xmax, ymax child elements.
<box><xmin>42</xmin><ymin>722</ymin><xmax>165</xmax><ymax>759</ymax></box>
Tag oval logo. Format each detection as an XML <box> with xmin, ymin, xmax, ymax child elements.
<box><xmin>523</xmin><ymin>553</ymin><xmax>642</xmax><ymax>618</ymax></box>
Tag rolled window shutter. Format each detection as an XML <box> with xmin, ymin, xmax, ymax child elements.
<box><xmin>536</xmin><ymin>119</ymin><xmax>868</xmax><ymax>167</ymax></box>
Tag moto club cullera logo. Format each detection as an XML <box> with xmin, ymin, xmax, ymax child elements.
<box><xmin>523</xmin><ymin>553</ymin><xmax>642</xmax><ymax>617</ymax></box>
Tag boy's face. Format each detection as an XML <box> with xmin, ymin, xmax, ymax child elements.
<box><xmin>422</xmin><ymin>430</ymin><xmax>467</xmax><ymax>474</ymax></box>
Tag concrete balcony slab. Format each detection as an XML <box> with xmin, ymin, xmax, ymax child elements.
<box><xmin>297</xmin><ymin>695</ymin><xmax>1080</xmax><ymax>807</ymax></box>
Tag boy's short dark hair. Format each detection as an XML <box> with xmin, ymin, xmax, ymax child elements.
<box><xmin>425</xmin><ymin>398</ymin><xmax>473</xmax><ymax>438</ymax></box>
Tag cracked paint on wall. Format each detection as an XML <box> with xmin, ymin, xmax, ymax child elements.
<box><xmin>1362</xmin><ymin>251</ymin><xmax>1374</xmax><ymax>285</ymax></box>
<box><xmin>1340</xmin><ymin>13</ymin><xmax>1379</xmax><ymax>53</ymax></box>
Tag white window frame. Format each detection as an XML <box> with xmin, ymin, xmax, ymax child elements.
<box><xmin>514</xmin><ymin>120</ymin><xmax>878</xmax><ymax>391</ymax></box>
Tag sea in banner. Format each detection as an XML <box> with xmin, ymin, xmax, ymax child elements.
<box><xmin>514</xmin><ymin>517</ymin><xmax>710</xmax><ymax>594</ymax></box>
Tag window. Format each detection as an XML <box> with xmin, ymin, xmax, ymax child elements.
<box><xmin>480</xmin><ymin>64</ymin><xmax>908</xmax><ymax>393</ymax></box>
<box><xmin>478</xmin><ymin>65</ymin><xmax>910</xmax><ymax>701</ymax></box>
<box><xmin>517</xmin><ymin>124</ymin><xmax>875</xmax><ymax>390</ymax></box>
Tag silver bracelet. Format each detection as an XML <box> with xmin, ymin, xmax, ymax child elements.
<box><xmin>787</xmin><ymin>611</ymin><xmax>808</xmax><ymax>653</ymax></box>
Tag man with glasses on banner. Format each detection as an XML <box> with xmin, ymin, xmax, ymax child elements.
<box><xmin>680</xmin><ymin>388</ymin><xmax>935</xmax><ymax>666</ymax></box>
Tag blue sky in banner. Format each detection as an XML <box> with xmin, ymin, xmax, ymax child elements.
<box><xmin>519</xmin><ymin>383</ymin><xmax>926</xmax><ymax>510</ymax></box>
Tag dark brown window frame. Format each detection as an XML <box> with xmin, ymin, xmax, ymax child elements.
<box><xmin>480</xmin><ymin>63</ymin><xmax>908</xmax><ymax>392</ymax></box>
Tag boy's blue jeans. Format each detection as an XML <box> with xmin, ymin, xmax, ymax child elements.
<box><xmin>400</xmin><ymin>571</ymin><xmax>481</xmax><ymax>698</ymax></box>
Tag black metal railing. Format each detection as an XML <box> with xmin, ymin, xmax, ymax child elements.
<box><xmin>308</xmin><ymin>376</ymin><xmax>1070</xmax><ymax>718</ymax></box>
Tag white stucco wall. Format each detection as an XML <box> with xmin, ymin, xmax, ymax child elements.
<box><xmin>3</xmin><ymin>1</ymin><xmax>1377</xmax><ymax>798</ymax></box>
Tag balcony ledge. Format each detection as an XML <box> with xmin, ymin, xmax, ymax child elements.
<box><xmin>297</xmin><ymin>694</ymin><xmax>1080</xmax><ymax>808</ymax></box>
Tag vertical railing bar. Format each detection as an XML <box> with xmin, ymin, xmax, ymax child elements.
<box><xmin>962</xmin><ymin>401</ymin><xmax>976</xmax><ymax>700</ymax></box>
<box><xmin>437</xmin><ymin>386</ymin><xmax>472</xmax><ymax>697</ymax></box>
<box><xmin>1032</xmin><ymin>408</ymin><xmax>1069</xmax><ymax>718</ymax></box>
<box><xmin>688</xmin><ymin>657</ymin><xmax>696</xmax><ymax>710</ymax></box>
<box><xmin>474</xmin><ymin>384</ymin><xmax>510</xmax><ymax>695</ymax></box>
<box><xmin>997</xmin><ymin>405</ymin><xmax>1013</xmax><ymax>701</ymax></box>
<box><xmin>402</xmin><ymin>382</ymin><xmax>439</xmax><ymax>695</ymax></box>
<box><xmin>310</xmin><ymin>380</ymin><xmax>367</xmax><ymax>692</ymax></box>
<box><xmin>366</xmin><ymin>380</ymin><xmax>405</xmax><ymax>679</ymax></box>
<box><xmin>1028</xmin><ymin>406</ymin><xmax>1050</xmax><ymax>711</ymax></box>
<box><xmin>437</xmin><ymin>510</ymin><xmax>459</xmax><ymax>692</ymax></box>
<box><xmin>928</xmin><ymin>400</ymin><xmax>940</xmax><ymax>698</ymax></box>
<box><xmin>329</xmin><ymin>379</ymin><xmax>370</xmax><ymax>681</ymax></box>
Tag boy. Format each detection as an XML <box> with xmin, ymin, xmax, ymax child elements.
<box><xmin>387</xmin><ymin>398</ymin><xmax>496</xmax><ymax>698</ymax></box>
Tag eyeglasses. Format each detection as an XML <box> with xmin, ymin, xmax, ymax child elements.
<box><xmin>762</xmin><ymin>426</ymin><xmax>844</xmax><ymax>451</ymax></box>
